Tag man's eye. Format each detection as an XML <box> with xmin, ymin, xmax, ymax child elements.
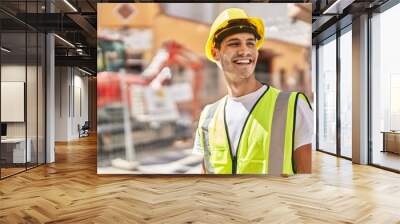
<box><xmin>247</xmin><ymin>42</ymin><xmax>255</xmax><ymax>46</ymax></box>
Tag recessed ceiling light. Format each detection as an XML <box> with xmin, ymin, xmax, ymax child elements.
<box><xmin>78</xmin><ymin>67</ymin><xmax>93</xmax><ymax>76</ymax></box>
<box><xmin>1</xmin><ymin>47</ymin><xmax>11</xmax><ymax>53</ymax></box>
<box><xmin>63</xmin><ymin>0</ymin><xmax>78</xmax><ymax>12</ymax></box>
<box><xmin>54</xmin><ymin>34</ymin><xmax>75</xmax><ymax>48</ymax></box>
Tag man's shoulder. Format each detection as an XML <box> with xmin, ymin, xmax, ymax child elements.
<box><xmin>276</xmin><ymin>89</ymin><xmax>312</xmax><ymax>111</ymax></box>
<box><xmin>198</xmin><ymin>96</ymin><xmax>226</xmax><ymax>124</ymax></box>
<box><xmin>200</xmin><ymin>96</ymin><xmax>226</xmax><ymax>113</ymax></box>
<box><xmin>293</xmin><ymin>92</ymin><xmax>312</xmax><ymax>110</ymax></box>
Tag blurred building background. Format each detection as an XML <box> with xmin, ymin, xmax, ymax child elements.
<box><xmin>96</xmin><ymin>3</ymin><xmax>312</xmax><ymax>174</ymax></box>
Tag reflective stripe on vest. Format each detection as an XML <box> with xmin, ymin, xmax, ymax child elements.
<box><xmin>268</xmin><ymin>91</ymin><xmax>291</xmax><ymax>176</ymax></box>
<box><xmin>199</xmin><ymin>102</ymin><xmax>221</xmax><ymax>174</ymax></box>
<box><xmin>198</xmin><ymin>86</ymin><xmax>310</xmax><ymax>175</ymax></box>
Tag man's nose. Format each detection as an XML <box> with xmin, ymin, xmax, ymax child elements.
<box><xmin>237</xmin><ymin>44</ymin><xmax>251</xmax><ymax>56</ymax></box>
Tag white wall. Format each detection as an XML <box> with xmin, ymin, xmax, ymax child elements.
<box><xmin>1</xmin><ymin>64</ymin><xmax>46</xmax><ymax>164</ymax></box>
<box><xmin>1</xmin><ymin>65</ymin><xmax>25</xmax><ymax>141</ymax></box>
<box><xmin>1</xmin><ymin>65</ymin><xmax>29</xmax><ymax>137</ymax></box>
<box><xmin>71</xmin><ymin>72</ymin><xmax>89</xmax><ymax>138</ymax></box>
<box><xmin>54</xmin><ymin>67</ymin><xmax>89</xmax><ymax>141</ymax></box>
<box><xmin>55</xmin><ymin>67</ymin><xmax>69</xmax><ymax>141</ymax></box>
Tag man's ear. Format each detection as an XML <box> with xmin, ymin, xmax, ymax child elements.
<box><xmin>211</xmin><ymin>47</ymin><xmax>220</xmax><ymax>61</ymax></box>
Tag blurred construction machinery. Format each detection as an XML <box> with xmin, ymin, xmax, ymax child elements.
<box><xmin>97</xmin><ymin>37</ymin><xmax>204</xmax><ymax>165</ymax></box>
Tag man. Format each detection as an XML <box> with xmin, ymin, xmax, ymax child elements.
<box><xmin>193</xmin><ymin>8</ymin><xmax>313</xmax><ymax>175</ymax></box>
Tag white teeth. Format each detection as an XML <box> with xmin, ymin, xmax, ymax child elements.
<box><xmin>235</xmin><ymin>59</ymin><xmax>250</xmax><ymax>64</ymax></box>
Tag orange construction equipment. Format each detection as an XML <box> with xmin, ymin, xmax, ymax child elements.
<box><xmin>97</xmin><ymin>39</ymin><xmax>204</xmax><ymax>121</ymax></box>
<box><xmin>142</xmin><ymin>41</ymin><xmax>204</xmax><ymax>121</ymax></box>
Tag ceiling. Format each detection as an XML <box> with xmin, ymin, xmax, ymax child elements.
<box><xmin>0</xmin><ymin>0</ymin><xmax>97</xmax><ymax>73</ymax></box>
<box><xmin>312</xmin><ymin>0</ymin><xmax>390</xmax><ymax>44</ymax></box>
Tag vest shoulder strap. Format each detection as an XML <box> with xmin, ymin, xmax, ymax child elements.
<box><xmin>268</xmin><ymin>91</ymin><xmax>292</xmax><ymax>175</ymax></box>
<box><xmin>200</xmin><ymin>98</ymin><xmax>223</xmax><ymax>131</ymax></box>
<box><xmin>198</xmin><ymin>98</ymin><xmax>225</xmax><ymax>174</ymax></box>
<box><xmin>269</xmin><ymin>91</ymin><xmax>312</xmax><ymax>175</ymax></box>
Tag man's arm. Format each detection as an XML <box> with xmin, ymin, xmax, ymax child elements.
<box><xmin>294</xmin><ymin>143</ymin><xmax>311</xmax><ymax>173</ymax></box>
<box><xmin>192</xmin><ymin>127</ymin><xmax>206</xmax><ymax>174</ymax></box>
<box><xmin>292</xmin><ymin>95</ymin><xmax>313</xmax><ymax>174</ymax></box>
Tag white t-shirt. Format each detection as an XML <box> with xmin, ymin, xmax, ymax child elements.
<box><xmin>193</xmin><ymin>85</ymin><xmax>313</xmax><ymax>156</ymax></box>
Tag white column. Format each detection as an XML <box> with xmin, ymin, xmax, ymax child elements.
<box><xmin>352</xmin><ymin>14</ymin><xmax>369</xmax><ymax>164</ymax></box>
<box><xmin>45</xmin><ymin>0</ymin><xmax>55</xmax><ymax>163</ymax></box>
<box><xmin>46</xmin><ymin>32</ymin><xmax>55</xmax><ymax>163</ymax></box>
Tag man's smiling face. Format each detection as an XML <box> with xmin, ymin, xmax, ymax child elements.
<box><xmin>213</xmin><ymin>32</ymin><xmax>259</xmax><ymax>82</ymax></box>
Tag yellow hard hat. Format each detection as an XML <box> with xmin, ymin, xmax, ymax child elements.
<box><xmin>205</xmin><ymin>8</ymin><xmax>265</xmax><ymax>63</ymax></box>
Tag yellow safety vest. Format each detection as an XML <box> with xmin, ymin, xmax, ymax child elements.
<box><xmin>197</xmin><ymin>86</ymin><xmax>311</xmax><ymax>175</ymax></box>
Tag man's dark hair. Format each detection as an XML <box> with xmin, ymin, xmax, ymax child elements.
<box><xmin>214</xmin><ymin>19</ymin><xmax>260</xmax><ymax>49</ymax></box>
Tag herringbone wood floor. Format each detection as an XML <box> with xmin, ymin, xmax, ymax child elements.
<box><xmin>1</xmin><ymin>135</ymin><xmax>400</xmax><ymax>224</ymax></box>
